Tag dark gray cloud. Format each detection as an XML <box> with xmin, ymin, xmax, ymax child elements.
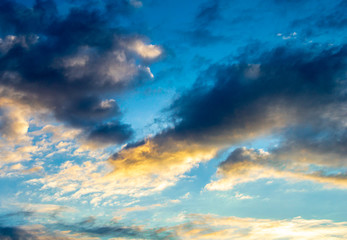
<box><xmin>0</xmin><ymin>212</ymin><xmax>173</xmax><ymax>240</ymax></box>
<box><xmin>88</xmin><ymin>121</ymin><xmax>133</xmax><ymax>144</ymax></box>
<box><xmin>270</xmin><ymin>124</ymin><xmax>347</xmax><ymax>167</ymax></box>
<box><xmin>0</xmin><ymin>0</ymin><xmax>57</xmax><ymax>35</ymax></box>
<box><xmin>116</xmin><ymin>44</ymin><xmax>347</xmax><ymax>170</ymax></box>
<box><xmin>167</xmin><ymin>45</ymin><xmax>347</xmax><ymax>142</ymax></box>
<box><xmin>0</xmin><ymin>0</ymin><xmax>157</xmax><ymax>145</ymax></box>
<box><xmin>53</xmin><ymin>217</ymin><xmax>173</xmax><ymax>240</ymax></box>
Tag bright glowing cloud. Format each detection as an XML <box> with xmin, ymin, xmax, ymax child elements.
<box><xmin>128</xmin><ymin>40</ymin><xmax>162</xmax><ymax>59</ymax></box>
<box><xmin>206</xmin><ymin>147</ymin><xmax>347</xmax><ymax>191</ymax></box>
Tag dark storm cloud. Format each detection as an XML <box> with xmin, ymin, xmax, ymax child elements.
<box><xmin>0</xmin><ymin>0</ymin><xmax>57</xmax><ymax>35</ymax></box>
<box><xmin>167</xmin><ymin>45</ymin><xmax>347</xmax><ymax>142</ymax></box>
<box><xmin>0</xmin><ymin>0</ymin><xmax>156</xmax><ymax>145</ymax></box>
<box><xmin>113</xmin><ymin>44</ymin><xmax>347</xmax><ymax>170</ymax></box>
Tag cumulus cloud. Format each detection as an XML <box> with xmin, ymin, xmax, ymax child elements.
<box><xmin>0</xmin><ymin>0</ymin><xmax>161</xmax><ymax>146</ymax></box>
<box><xmin>0</xmin><ymin>96</ymin><xmax>33</xmax><ymax>143</ymax></box>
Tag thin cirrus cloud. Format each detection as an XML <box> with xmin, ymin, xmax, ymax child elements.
<box><xmin>162</xmin><ymin>214</ymin><xmax>347</xmax><ymax>240</ymax></box>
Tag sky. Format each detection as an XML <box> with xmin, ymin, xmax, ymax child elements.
<box><xmin>0</xmin><ymin>0</ymin><xmax>346</xmax><ymax>239</ymax></box>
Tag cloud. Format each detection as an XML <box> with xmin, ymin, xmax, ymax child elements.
<box><xmin>205</xmin><ymin>147</ymin><xmax>347</xmax><ymax>191</ymax></box>
<box><xmin>0</xmin><ymin>0</ymin><xmax>161</xmax><ymax>146</ymax></box>
<box><xmin>0</xmin><ymin>96</ymin><xmax>33</xmax><ymax>143</ymax></box>
<box><xmin>109</xmin><ymin>44</ymin><xmax>347</xmax><ymax>193</ymax></box>
<box><xmin>129</xmin><ymin>0</ymin><xmax>143</xmax><ymax>8</ymax></box>
<box><xmin>3</xmin><ymin>213</ymin><xmax>347</xmax><ymax>240</ymax></box>
<box><xmin>50</xmin><ymin>217</ymin><xmax>172</xmax><ymax>240</ymax></box>
<box><xmin>16</xmin><ymin>203</ymin><xmax>75</xmax><ymax>216</ymax></box>
<box><xmin>182</xmin><ymin>0</ymin><xmax>227</xmax><ymax>46</ymax></box>
<box><xmin>163</xmin><ymin>213</ymin><xmax>347</xmax><ymax>240</ymax></box>
<box><xmin>87</xmin><ymin>121</ymin><xmax>133</xmax><ymax>145</ymax></box>
<box><xmin>0</xmin><ymin>224</ymin><xmax>106</xmax><ymax>240</ymax></box>
<box><xmin>0</xmin><ymin>226</ymin><xmax>39</xmax><ymax>240</ymax></box>
<box><xmin>28</xmin><ymin>140</ymin><xmax>217</xmax><ymax>201</ymax></box>
<box><xmin>127</xmin><ymin>40</ymin><xmax>162</xmax><ymax>59</ymax></box>
<box><xmin>0</xmin><ymin>206</ymin><xmax>172</xmax><ymax>239</ymax></box>
<box><xmin>14</xmin><ymin>42</ymin><xmax>347</xmax><ymax>200</ymax></box>
<box><xmin>195</xmin><ymin>0</ymin><xmax>221</xmax><ymax>28</ymax></box>
<box><xmin>0</xmin><ymin>203</ymin><xmax>77</xmax><ymax>226</ymax></box>
<box><xmin>316</xmin><ymin>0</ymin><xmax>347</xmax><ymax>29</ymax></box>
<box><xmin>271</xmin><ymin>125</ymin><xmax>347</xmax><ymax>168</ymax></box>
<box><xmin>109</xmin><ymin>139</ymin><xmax>217</xmax><ymax>181</ymax></box>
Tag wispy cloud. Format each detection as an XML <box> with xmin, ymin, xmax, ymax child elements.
<box><xmin>205</xmin><ymin>147</ymin><xmax>347</xmax><ymax>191</ymax></box>
<box><xmin>162</xmin><ymin>213</ymin><xmax>347</xmax><ymax>240</ymax></box>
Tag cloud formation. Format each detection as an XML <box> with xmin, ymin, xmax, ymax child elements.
<box><xmin>184</xmin><ymin>0</ymin><xmax>226</xmax><ymax>46</ymax></box>
<box><xmin>110</xmin><ymin>44</ymin><xmax>347</xmax><ymax>192</ymax></box>
<box><xmin>164</xmin><ymin>214</ymin><xmax>347</xmax><ymax>240</ymax></box>
<box><xmin>0</xmin><ymin>0</ymin><xmax>161</xmax><ymax>146</ymax></box>
<box><xmin>205</xmin><ymin>147</ymin><xmax>347</xmax><ymax>191</ymax></box>
<box><xmin>28</xmin><ymin>141</ymin><xmax>217</xmax><ymax>202</ymax></box>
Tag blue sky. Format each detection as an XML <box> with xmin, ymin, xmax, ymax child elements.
<box><xmin>0</xmin><ymin>0</ymin><xmax>346</xmax><ymax>239</ymax></box>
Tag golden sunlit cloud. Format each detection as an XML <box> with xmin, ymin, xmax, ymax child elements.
<box><xmin>127</xmin><ymin>40</ymin><xmax>162</xmax><ymax>59</ymax></box>
<box><xmin>205</xmin><ymin>147</ymin><xmax>347</xmax><ymax>191</ymax></box>
<box><xmin>28</xmin><ymin>139</ymin><xmax>217</xmax><ymax>203</ymax></box>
